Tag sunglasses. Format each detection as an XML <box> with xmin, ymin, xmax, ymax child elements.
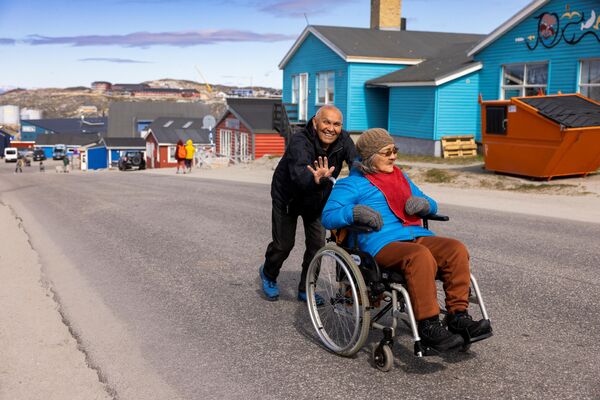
<box><xmin>377</xmin><ymin>146</ymin><xmax>399</xmax><ymax>157</ymax></box>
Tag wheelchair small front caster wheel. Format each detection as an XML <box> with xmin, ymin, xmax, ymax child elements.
<box><xmin>372</xmin><ymin>344</ymin><xmax>393</xmax><ymax>372</ymax></box>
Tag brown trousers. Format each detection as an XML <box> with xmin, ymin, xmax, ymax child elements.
<box><xmin>374</xmin><ymin>236</ymin><xmax>470</xmax><ymax>321</ymax></box>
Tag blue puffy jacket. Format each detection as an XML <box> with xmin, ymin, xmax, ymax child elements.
<box><xmin>321</xmin><ymin>168</ymin><xmax>438</xmax><ymax>257</ymax></box>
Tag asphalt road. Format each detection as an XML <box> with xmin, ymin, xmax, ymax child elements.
<box><xmin>1</xmin><ymin>161</ymin><xmax>599</xmax><ymax>400</ymax></box>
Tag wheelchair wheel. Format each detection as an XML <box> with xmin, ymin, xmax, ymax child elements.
<box><xmin>306</xmin><ymin>244</ymin><xmax>371</xmax><ymax>357</ymax></box>
<box><xmin>372</xmin><ymin>344</ymin><xmax>393</xmax><ymax>372</ymax></box>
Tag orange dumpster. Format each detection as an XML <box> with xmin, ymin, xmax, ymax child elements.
<box><xmin>481</xmin><ymin>94</ymin><xmax>600</xmax><ymax>179</ymax></box>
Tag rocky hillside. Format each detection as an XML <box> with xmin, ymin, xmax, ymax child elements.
<box><xmin>0</xmin><ymin>79</ymin><xmax>280</xmax><ymax>119</ymax></box>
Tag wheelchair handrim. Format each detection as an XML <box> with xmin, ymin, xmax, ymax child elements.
<box><xmin>306</xmin><ymin>249</ymin><xmax>366</xmax><ymax>355</ymax></box>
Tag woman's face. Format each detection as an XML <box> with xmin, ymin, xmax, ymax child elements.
<box><xmin>372</xmin><ymin>144</ymin><xmax>397</xmax><ymax>173</ymax></box>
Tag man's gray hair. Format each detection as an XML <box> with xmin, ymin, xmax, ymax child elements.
<box><xmin>315</xmin><ymin>105</ymin><xmax>343</xmax><ymax>122</ymax></box>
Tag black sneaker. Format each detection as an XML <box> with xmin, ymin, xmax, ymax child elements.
<box><xmin>447</xmin><ymin>311</ymin><xmax>493</xmax><ymax>343</ymax></box>
<box><xmin>418</xmin><ymin>316</ymin><xmax>464</xmax><ymax>352</ymax></box>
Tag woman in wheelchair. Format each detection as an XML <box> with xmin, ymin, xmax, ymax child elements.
<box><xmin>321</xmin><ymin>128</ymin><xmax>492</xmax><ymax>353</ymax></box>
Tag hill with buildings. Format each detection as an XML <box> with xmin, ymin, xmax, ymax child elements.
<box><xmin>0</xmin><ymin>80</ymin><xmax>280</xmax><ymax>120</ymax></box>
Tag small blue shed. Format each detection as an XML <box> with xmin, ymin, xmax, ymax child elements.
<box><xmin>86</xmin><ymin>145</ymin><xmax>108</xmax><ymax>170</ymax></box>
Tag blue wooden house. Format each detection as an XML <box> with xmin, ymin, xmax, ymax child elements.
<box><xmin>34</xmin><ymin>132</ymin><xmax>100</xmax><ymax>159</ymax></box>
<box><xmin>21</xmin><ymin>117</ymin><xmax>107</xmax><ymax>142</ymax></box>
<box><xmin>469</xmin><ymin>0</ymin><xmax>600</xmax><ymax>102</ymax></box>
<box><xmin>279</xmin><ymin>20</ymin><xmax>484</xmax><ymax>155</ymax></box>
<box><xmin>280</xmin><ymin>0</ymin><xmax>600</xmax><ymax>155</ymax></box>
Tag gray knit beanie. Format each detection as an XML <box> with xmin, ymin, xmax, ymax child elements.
<box><xmin>356</xmin><ymin>128</ymin><xmax>394</xmax><ymax>160</ymax></box>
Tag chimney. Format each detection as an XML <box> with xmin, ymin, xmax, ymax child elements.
<box><xmin>370</xmin><ymin>0</ymin><xmax>405</xmax><ymax>31</ymax></box>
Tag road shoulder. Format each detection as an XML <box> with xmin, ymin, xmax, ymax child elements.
<box><xmin>0</xmin><ymin>202</ymin><xmax>111</xmax><ymax>400</ymax></box>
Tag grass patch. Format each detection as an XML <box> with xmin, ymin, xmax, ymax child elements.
<box><xmin>397</xmin><ymin>154</ymin><xmax>483</xmax><ymax>165</ymax></box>
<box><xmin>479</xmin><ymin>179</ymin><xmax>506</xmax><ymax>190</ymax></box>
<box><xmin>424</xmin><ymin>168</ymin><xmax>455</xmax><ymax>183</ymax></box>
<box><xmin>508</xmin><ymin>183</ymin><xmax>578</xmax><ymax>192</ymax></box>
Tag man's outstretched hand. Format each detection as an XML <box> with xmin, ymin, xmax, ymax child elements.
<box><xmin>307</xmin><ymin>156</ymin><xmax>335</xmax><ymax>184</ymax></box>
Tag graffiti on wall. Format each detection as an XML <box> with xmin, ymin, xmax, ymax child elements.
<box><xmin>518</xmin><ymin>4</ymin><xmax>600</xmax><ymax>50</ymax></box>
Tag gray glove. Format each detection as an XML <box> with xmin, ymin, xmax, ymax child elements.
<box><xmin>353</xmin><ymin>205</ymin><xmax>383</xmax><ymax>231</ymax></box>
<box><xmin>405</xmin><ymin>196</ymin><xmax>430</xmax><ymax>217</ymax></box>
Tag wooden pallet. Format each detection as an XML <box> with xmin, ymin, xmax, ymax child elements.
<box><xmin>441</xmin><ymin>135</ymin><xmax>477</xmax><ymax>158</ymax></box>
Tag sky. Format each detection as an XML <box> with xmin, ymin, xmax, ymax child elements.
<box><xmin>0</xmin><ymin>0</ymin><xmax>530</xmax><ymax>90</ymax></box>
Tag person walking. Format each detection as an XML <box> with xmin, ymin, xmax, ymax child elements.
<box><xmin>258</xmin><ymin>105</ymin><xmax>357</xmax><ymax>302</ymax></box>
<box><xmin>15</xmin><ymin>157</ymin><xmax>23</xmax><ymax>173</ymax></box>
<box><xmin>62</xmin><ymin>155</ymin><xmax>70</xmax><ymax>173</ymax></box>
<box><xmin>185</xmin><ymin>139</ymin><xmax>195</xmax><ymax>173</ymax></box>
<box><xmin>175</xmin><ymin>140</ymin><xmax>187</xmax><ymax>174</ymax></box>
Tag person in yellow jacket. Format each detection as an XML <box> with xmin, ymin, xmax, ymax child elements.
<box><xmin>184</xmin><ymin>139</ymin><xmax>196</xmax><ymax>173</ymax></box>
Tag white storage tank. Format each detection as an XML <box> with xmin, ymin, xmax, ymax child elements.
<box><xmin>0</xmin><ymin>105</ymin><xmax>20</xmax><ymax>125</ymax></box>
<box><xmin>20</xmin><ymin>108</ymin><xmax>43</xmax><ymax>120</ymax></box>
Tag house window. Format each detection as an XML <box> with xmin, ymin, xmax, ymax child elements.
<box><xmin>220</xmin><ymin>129</ymin><xmax>232</xmax><ymax>158</ymax></box>
<box><xmin>291</xmin><ymin>75</ymin><xmax>299</xmax><ymax>104</ymax></box>
<box><xmin>240</xmin><ymin>132</ymin><xmax>250</xmax><ymax>162</ymax></box>
<box><xmin>168</xmin><ymin>146</ymin><xmax>177</xmax><ymax>163</ymax></box>
<box><xmin>225</xmin><ymin>118</ymin><xmax>240</xmax><ymax>129</ymax></box>
<box><xmin>580</xmin><ymin>59</ymin><xmax>600</xmax><ymax>101</ymax></box>
<box><xmin>316</xmin><ymin>71</ymin><xmax>335</xmax><ymax>104</ymax></box>
<box><xmin>502</xmin><ymin>62</ymin><xmax>548</xmax><ymax>99</ymax></box>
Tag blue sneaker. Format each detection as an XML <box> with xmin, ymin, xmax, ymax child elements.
<box><xmin>298</xmin><ymin>290</ymin><xmax>325</xmax><ymax>306</ymax></box>
<box><xmin>259</xmin><ymin>265</ymin><xmax>279</xmax><ymax>301</ymax></box>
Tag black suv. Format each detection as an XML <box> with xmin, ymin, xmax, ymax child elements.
<box><xmin>33</xmin><ymin>149</ymin><xmax>46</xmax><ymax>161</ymax></box>
<box><xmin>118</xmin><ymin>151</ymin><xmax>146</xmax><ymax>171</ymax></box>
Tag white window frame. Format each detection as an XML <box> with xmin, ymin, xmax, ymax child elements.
<box><xmin>168</xmin><ymin>145</ymin><xmax>177</xmax><ymax>163</ymax></box>
<box><xmin>501</xmin><ymin>62</ymin><xmax>548</xmax><ymax>99</ymax></box>
<box><xmin>316</xmin><ymin>71</ymin><xmax>335</xmax><ymax>105</ymax></box>
<box><xmin>240</xmin><ymin>132</ymin><xmax>250</xmax><ymax>162</ymax></box>
<box><xmin>291</xmin><ymin>74</ymin><xmax>299</xmax><ymax>104</ymax></box>
<box><xmin>298</xmin><ymin>73</ymin><xmax>308</xmax><ymax>121</ymax></box>
<box><xmin>220</xmin><ymin>129</ymin><xmax>232</xmax><ymax>158</ymax></box>
<box><xmin>579</xmin><ymin>58</ymin><xmax>600</xmax><ymax>101</ymax></box>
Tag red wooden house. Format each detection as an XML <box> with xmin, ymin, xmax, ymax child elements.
<box><xmin>144</xmin><ymin>117</ymin><xmax>212</xmax><ymax>168</ymax></box>
<box><xmin>214</xmin><ymin>98</ymin><xmax>285</xmax><ymax>162</ymax></box>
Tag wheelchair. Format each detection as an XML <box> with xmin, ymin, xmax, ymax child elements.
<box><xmin>305</xmin><ymin>214</ymin><xmax>491</xmax><ymax>372</ymax></box>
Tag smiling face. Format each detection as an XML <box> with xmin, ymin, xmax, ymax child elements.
<box><xmin>312</xmin><ymin>107</ymin><xmax>343</xmax><ymax>150</ymax></box>
<box><xmin>372</xmin><ymin>144</ymin><xmax>397</xmax><ymax>174</ymax></box>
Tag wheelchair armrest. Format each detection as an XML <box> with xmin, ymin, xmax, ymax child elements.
<box><xmin>421</xmin><ymin>214</ymin><xmax>449</xmax><ymax>230</ymax></box>
<box><xmin>422</xmin><ymin>214</ymin><xmax>449</xmax><ymax>222</ymax></box>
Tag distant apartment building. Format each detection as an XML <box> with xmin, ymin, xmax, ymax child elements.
<box><xmin>91</xmin><ymin>81</ymin><xmax>112</xmax><ymax>93</ymax></box>
<box><xmin>91</xmin><ymin>81</ymin><xmax>200</xmax><ymax>98</ymax></box>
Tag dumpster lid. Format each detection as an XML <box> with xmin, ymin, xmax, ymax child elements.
<box><xmin>519</xmin><ymin>95</ymin><xmax>600</xmax><ymax>128</ymax></box>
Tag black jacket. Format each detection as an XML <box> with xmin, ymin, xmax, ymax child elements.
<box><xmin>271</xmin><ymin>118</ymin><xmax>357</xmax><ymax>217</ymax></box>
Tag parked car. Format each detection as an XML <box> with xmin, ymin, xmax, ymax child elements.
<box><xmin>33</xmin><ymin>149</ymin><xmax>46</xmax><ymax>161</ymax></box>
<box><xmin>118</xmin><ymin>151</ymin><xmax>146</xmax><ymax>171</ymax></box>
<box><xmin>53</xmin><ymin>144</ymin><xmax>66</xmax><ymax>160</ymax></box>
<box><xmin>4</xmin><ymin>147</ymin><xmax>17</xmax><ymax>162</ymax></box>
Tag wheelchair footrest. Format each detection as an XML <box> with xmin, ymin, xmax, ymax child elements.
<box><xmin>461</xmin><ymin>319</ymin><xmax>493</xmax><ymax>345</ymax></box>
